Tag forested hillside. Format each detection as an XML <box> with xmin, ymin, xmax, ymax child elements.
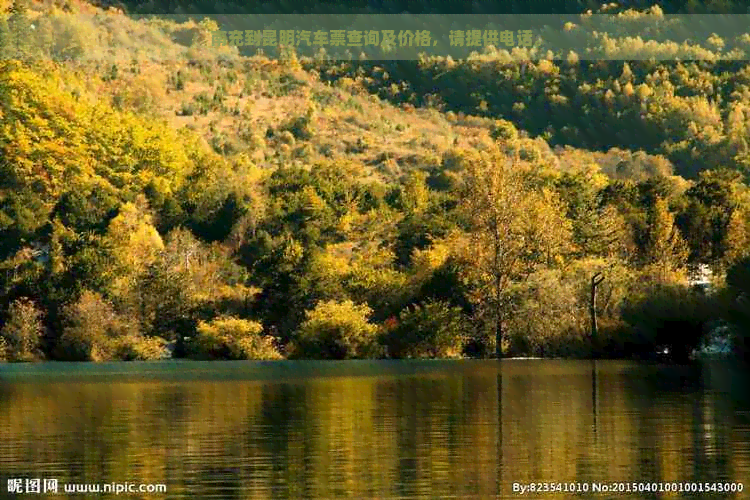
<box><xmin>86</xmin><ymin>0</ymin><xmax>750</xmax><ymax>14</ymax></box>
<box><xmin>1</xmin><ymin>0</ymin><xmax>749</xmax><ymax>362</ymax></box>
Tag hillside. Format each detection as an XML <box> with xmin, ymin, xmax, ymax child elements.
<box><xmin>1</xmin><ymin>0</ymin><xmax>749</xmax><ymax>362</ymax></box>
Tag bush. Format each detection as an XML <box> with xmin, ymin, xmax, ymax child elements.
<box><xmin>115</xmin><ymin>335</ymin><xmax>170</xmax><ymax>361</ymax></box>
<box><xmin>280</xmin><ymin>106</ymin><xmax>316</xmax><ymax>141</ymax></box>
<box><xmin>57</xmin><ymin>291</ymin><xmax>136</xmax><ymax>361</ymax></box>
<box><xmin>291</xmin><ymin>300</ymin><xmax>382</xmax><ymax>359</ymax></box>
<box><xmin>187</xmin><ymin>316</ymin><xmax>282</xmax><ymax>360</ymax></box>
<box><xmin>192</xmin><ymin>92</ymin><xmax>212</xmax><ymax>114</ymax></box>
<box><xmin>381</xmin><ymin>300</ymin><xmax>467</xmax><ymax>358</ymax></box>
<box><xmin>277</xmin><ymin>130</ymin><xmax>296</xmax><ymax>146</ymax></box>
<box><xmin>489</xmin><ymin>119</ymin><xmax>518</xmax><ymax>142</ymax></box>
<box><xmin>0</xmin><ymin>298</ymin><xmax>44</xmax><ymax>362</ymax></box>
<box><xmin>178</xmin><ymin>102</ymin><xmax>196</xmax><ymax>116</ymax></box>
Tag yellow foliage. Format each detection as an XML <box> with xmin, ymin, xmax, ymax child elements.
<box><xmin>193</xmin><ymin>317</ymin><xmax>282</xmax><ymax>360</ymax></box>
<box><xmin>0</xmin><ymin>61</ymin><xmax>201</xmax><ymax>235</ymax></box>
<box><xmin>105</xmin><ymin>200</ymin><xmax>164</xmax><ymax>300</ymax></box>
<box><xmin>411</xmin><ymin>240</ymin><xmax>451</xmax><ymax>281</ymax></box>
<box><xmin>295</xmin><ymin>300</ymin><xmax>380</xmax><ymax>359</ymax></box>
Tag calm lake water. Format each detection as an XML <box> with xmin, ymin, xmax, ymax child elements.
<box><xmin>0</xmin><ymin>360</ymin><xmax>749</xmax><ymax>499</ymax></box>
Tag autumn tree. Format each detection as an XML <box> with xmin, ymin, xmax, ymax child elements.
<box><xmin>643</xmin><ymin>196</ymin><xmax>689</xmax><ymax>282</ymax></box>
<box><xmin>456</xmin><ymin>151</ymin><xmax>573</xmax><ymax>358</ymax></box>
<box><xmin>0</xmin><ymin>297</ymin><xmax>43</xmax><ymax>361</ymax></box>
<box><xmin>103</xmin><ymin>197</ymin><xmax>165</xmax><ymax>310</ymax></box>
<box><xmin>58</xmin><ymin>290</ymin><xmax>134</xmax><ymax>361</ymax></box>
<box><xmin>132</xmin><ymin>227</ymin><xmax>250</xmax><ymax>348</ymax></box>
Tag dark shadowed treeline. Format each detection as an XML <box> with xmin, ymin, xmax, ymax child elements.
<box><xmin>85</xmin><ymin>0</ymin><xmax>750</xmax><ymax>15</ymax></box>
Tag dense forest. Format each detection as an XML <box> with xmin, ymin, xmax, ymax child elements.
<box><xmin>1</xmin><ymin>0</ymin><xmax>750</xmax><ymax>362</ymax></box>
<box><xmin>86</xmin><ymin>0</ymin><xmax>750</xmax><ymax>14</ymax></box>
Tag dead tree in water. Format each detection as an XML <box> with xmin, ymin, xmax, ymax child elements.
<box><xmin>590</xmin><ymin>272</ymin><xmax>605</xmax><ymax>353</ymax></box>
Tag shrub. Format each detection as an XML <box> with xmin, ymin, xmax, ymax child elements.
<box><xmin>172</xmin><ymin>70</ymin><xmax>185</xmax><ymax>90</ymax></box>
<box><xmin>58</xmin><ymin>291</ymin><xmax>136</xmax><ymax>361</ymax></box>
<box><xmin>178</xmin><ymin>102</ymin><xmax>196</xmax><ymax>116</ymax></box>
<box><xmin>489</xmin><ymin>119</ymin><xmax>518</xmax><ymax>142</ymax></box>
<box><xmin>0</xmin><ymin>298</ymin><xmax>44</xmax><ymax>362</ymax></box>
<box><xmin>381</xmin><ymin>300</ymin><xmax>467</xmax><ymax>358</ymax></box>
<box><xmin>115</xmin><ymin>335</ymin><xmax>170</xmax><ymax>361</ymax></box>
<box><xmin>193</xmin><ymin>92</ymin><xmax>211</xmax><ymax>114</ymax></box>
<box><xmin>291</xmin><ymin>300</ymin><xmax>382</xmax><ymax>359</ymax></box>
<box><xmin>187</xmin><ymin>316</ymin><xmax>282</xmax><ymax>360</ymax></box>
<box><xmin>280</xmin><ymin>106</ymin><xmax>316</xmax><ymax>140</ymax></box>
<box><xmin>277</xmin><ymin>130</ymin><xmax>296</xmax><ymax>146</ymax></box>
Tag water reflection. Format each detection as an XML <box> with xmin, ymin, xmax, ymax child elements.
<box><xmin>0</xmin><ymin>360</ymin><xmax>748</xmax><ymax>499</ymax></box>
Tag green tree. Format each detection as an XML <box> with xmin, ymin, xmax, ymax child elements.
<box><xmin>0</xmin><ymin>15</ymin><xmax>10</xmax><ymax>60</ymax></box>
<box><xmin>724</xmin><ymin>256</ymin><xmax>750</xmax><ymax>358</ymax></box>
<box><xmin>381</xmin><ymin>300</ymin><xmax>467</xmax><ymax>358</ymax></box>
<box><xmin>621</xmin><ymin>283</ymin><xmax>719</xmax><ymax>361</ymax></box>
<box><xmin>555</xmin><ymin>171</ymin><xmax>631</xmax><ymax>258</ymax></box>
<box><xmin>6</xmin><ymin>0</ymin><xmax>33</xmax><ymax>60</ymax></box>
<box><xmin>677</xmin><ymin>169</ymin><xmax>749</xmax><ymax>267</ymax></box>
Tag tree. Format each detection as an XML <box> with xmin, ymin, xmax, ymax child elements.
<box><xmin>677</xmin><ymin>169</ymin><xmax>748</xmax><ymax>267</ymax></box>
<box><xmin>643</xmin><ymin>196</ymin><xmax>689</xmax><ymax>281</ymax></box>
<box><xmin>103</xmin><ymin>198</ymin><xmax>165</xmax><ymax>309</ymax></box>
<box><xmin>620</xmin><ymin>283</ymin><xmax>718</xmax><ymax>362</ymax></box>
<box><xmin>0</xmin><ymin>297</ymin><xmax>43</xmax><ymax>361</ymax></box>
<box><xmin>555</xmin><ymin>171</ymin><xmax>631</xmax><ymax>258</ymax></box>
<box><xmin>590</xmin><ymin>272</ymin><xmax>605</xmax><ymax>347</ymax></box>
<box><xmin>132</xmin><ymin>227</ymin><xmax>249</xmax><ymax>345</ymax></box>
<box><xmin>58</xmin><ymin>290</ymin><xmax>135</xmax><ymax>361</ymax></box>
<box><xmin>0</xmin><ymin>15</ymin><xmax>10</xmax><ymax>60</ymax></box>
<box><xmin>724</xmin><ymin>256</ymin><xmax>750</xmax><ymax>358</ymax></box>
<box><xmin>393</xmin><ymin>170</ymin><xmax>430</xmax><ymax>214</ymax></box>
<box><xmin>6</xmin><ymin>0</ymin><xmax>33</xmax><ymax>60</ymax></box>
<box><xmin>58</xmin><ymin>290</ymin><xmax>170</xmax><ymax>361</ymax></box>
<box><xmin>457</xmin><ymin>151</ymin><xmax>572</xmax><ymax>358</ymax></box>
<box><xmin>381</xmin><ymin>300</ymin><xmax>467</xmax><ymax>358</ymax></box>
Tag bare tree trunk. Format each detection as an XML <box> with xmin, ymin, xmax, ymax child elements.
<box><xmin>590</xmin><ymin>272</ymin><xmax>605</xmax><ymax>355</ymax></box>
<box><xmin>495</xmin><ymin>225</ymin><xmax>503</xmax><ymax>359</ymax></box>
<box><xmin>495</xmin><ymin>305</ymin><xmax>503</xmax><ymax>359</ymax></box>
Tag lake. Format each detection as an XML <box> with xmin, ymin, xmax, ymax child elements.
<box><xmin>0</xmin><ymin>360</ymin><xmax>749</xmax><ymax>499</ymax></box>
